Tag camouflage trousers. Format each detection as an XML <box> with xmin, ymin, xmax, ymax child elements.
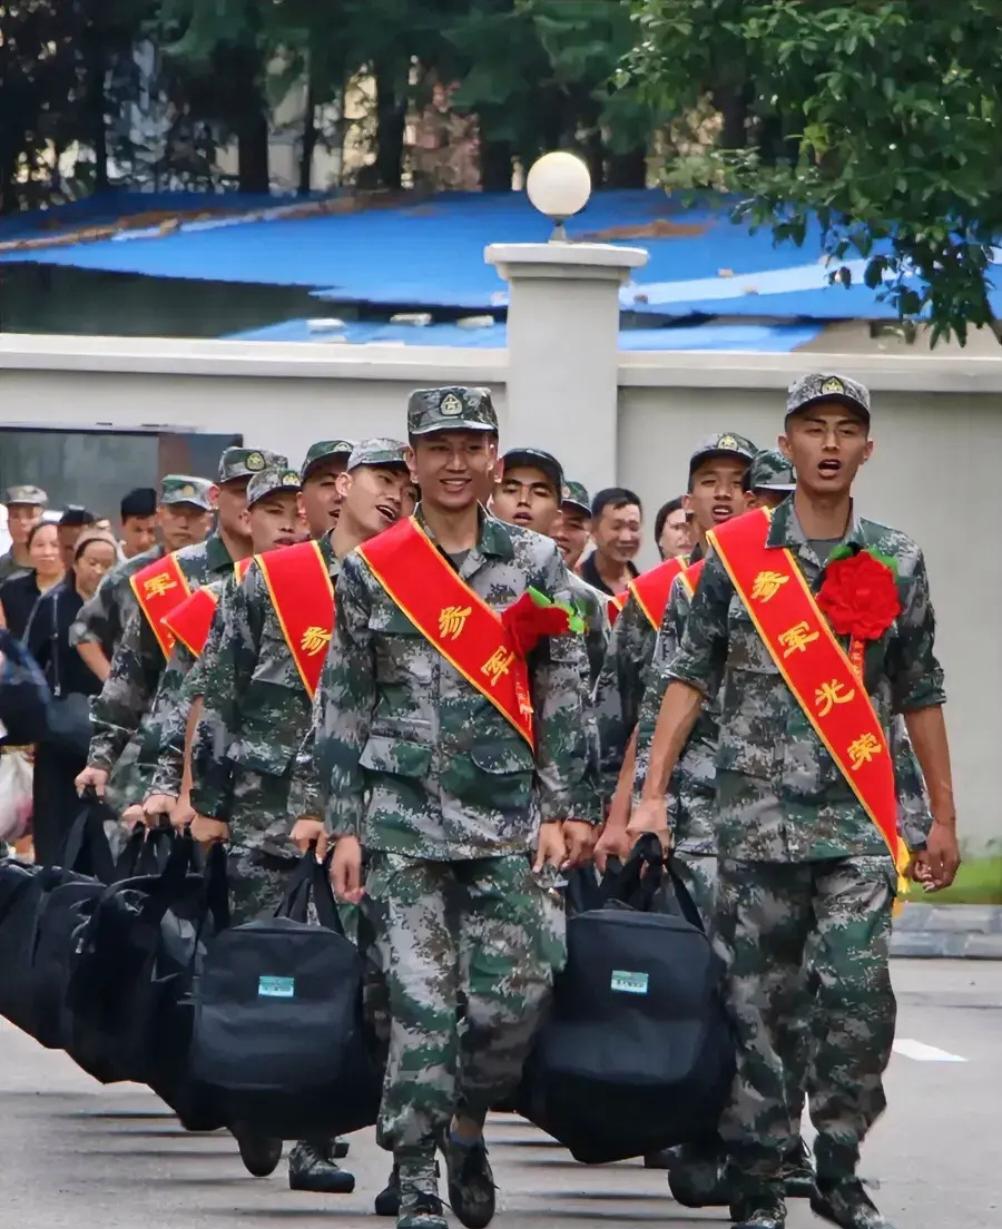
<box><xmin>226</xmin><ymin>845</ymin><xmax>297</xmax><ymax>925</ymax></box>
<box><xmin>106</xmin><ymin>736</ymin><xmax>146</xmax><ymax>814</ymax></box>
<box><xmin>364</xmin><ymin>851</ymin><xmax>566</xmax><ymax>1154</ymax></box>
<box><xmin>671</xmin><ymin>850</ymin><xmax>718</xmax><ymax>928</ymax></box>
<box><xmin>714</xmin><ymin>855</ymin><xmax>896</xmax><ymax>1192</ymax></box>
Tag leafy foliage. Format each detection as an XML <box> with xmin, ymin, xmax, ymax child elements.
<box><xmin>626</xmin><ymin>1</ymin><xmax>1002</xmax><ymax>343</ymax></box>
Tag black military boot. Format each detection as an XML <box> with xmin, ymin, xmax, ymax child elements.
<box><xmin>439</xmin><ymin>1134</ymin><xmax>496</xmax><ymax>1229</ymax></box>
<box><xmin>668</xmin><ymin>1141</ymin><xmax>732</xmax><ymax>1207</ymax></box>
<box><xmin>811</xmin><ymin>1177</ymin><xmax>895</xmax><ymax>1229</ymax></box>
<box><xmin>782</xmin><ymin>1137</ymin><xmax>816</xmax><ymax>1198</ymax></box>
<box><xmin>730</xmin><ymin>1191</ymin><xmax>787</xmax><ymax>1229</ymax></box>
<box><xmin>375</xmin><ymin>1162</ymin><xmax>402</xmax><ymax>1216</ymax></box>
<box><xmin>232</xmin><ymin>1123</ymin><xmax>283</xmax><ymax>1177</ymax></box>
<box><xmin>288</xmin><ymin>1139</ymin><xmax>356</xmax><ymax>1193</ymax></box>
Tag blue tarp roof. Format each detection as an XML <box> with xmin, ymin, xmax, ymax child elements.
<box><xmin>225</xmin><ymin>317</ymin><xmax>822</xmax><ymax>352</ymax></box>
<box><xmin>4</xmin><ymin>188</ymin><xmax>992</xmax><ymax>324</ymax></box>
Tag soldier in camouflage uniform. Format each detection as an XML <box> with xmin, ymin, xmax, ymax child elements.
<box><xmin>74</xmin><ymin>449</ymin><xmax>272</xmax><ymax>813</ymax></box>
<box><xmin>631</xmin><ymin>374</ymin><xmax>960</xmax><ymax>1229</ymax></box>
<box><xmin>324</xmin><ymin>387</ymin><xmax>594</xmax><ymax>1229</ymax></box>
<box><xmin>0</xmin><ymin>485</ymin><xmax>48</xmax><ymax>583</ymax></box>
<box><xmin>550</xmin><ymin>479</ymin><xmax>593</xmax><ymax>575</ymax></box>
<box><xmin>594</xmin><ymin>432</ymin><xmax>756</xmax><ymax>869</ymax></box>
<box><xmin>141</xmin><ymin>441</ymin><xmax>356</xmax><ymax>825</ymax></box>
<box><xmin>69</xmin><ymin>475</ymin><xmax>215</xmax><ymax>810</ymax></box>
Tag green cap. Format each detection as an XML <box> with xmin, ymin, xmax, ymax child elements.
<box><xmin>160</xmin><ymin>474</ymin><xmax>215</xmax><ymax>511</ymax></box>
<box><xmin>347</xmin><ymin>438</ymin><xmax>409</xmax><ymax>471</ymax></box>
<box><xmin>3</xmin><ymin>484</ymin><xmax>48</xmax><ymax>507</ymax></box>
<box><xmin>748</xmin><ymin>449</ymin><xmax>796</xmax><ymax>492</ymax></box>
<box><xmin>407</xmin><ymin>386</ymin><xmax>498</xmax><ymax>437</ymax></box>
<box><xmin>786</xmin><ymin>372</ymin><xmax>870</xmax><ymax>422</ymax></box>
<box><xmin>218</xmin><ymin>447</ymin><xmax>287</xmax><ymax>484</ymax></box>
<box><xmin>247</xmin><ymin>466</ymin><xmax>302</xmax><ymax>509</ymax></box>
<box><xmin>501</xmin><ymin>448</ymin><xmax>563</xmax><ymax>498</ymax></box>
<box><xmin>688</xmin><ymin>431</ymin><xmax>758</xmax><ymax>478</ymax></box>
<box><xmin>560</xmin><ymin>480</ymin><xmax>591</xmax><ymax>515</ymax></box>
<box><xmin>301</xmin><ymin>439</ymin><xmax>355</xmax><ymax>479</ymax></box>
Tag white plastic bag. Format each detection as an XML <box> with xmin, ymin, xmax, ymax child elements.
<box><xmin>0</xmin><ymin>748</ymin><xmax>34</xmax><ymax>841</ymax></box>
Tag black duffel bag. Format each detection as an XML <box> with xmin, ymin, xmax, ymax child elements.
<box><xmin>0</xmin><ymin>801</ymin><xmax>115</xmax><ymax>1036</ymax></box>
<box><xmin>30</xmin><ymin>823</ymin><xmax>152</xmax><ymax>1050</ymax></box>
<box><xmin>67</xmin><ymin>830</ymin><xmax>228</xmax><ymax>1086</ymax></box>
<box><xmin>186</xmin><ymin>849</ymin><xmax>381</xmax><ymax>1140</ymax></box>
<box><xmin>517</xmin><ymin>835</ymin><xmax>735</xmax><ymax>1164</ymax></box>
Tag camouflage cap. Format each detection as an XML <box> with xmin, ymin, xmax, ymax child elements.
<box><xmin>500</xmin><ymin>447</ymin><xmax>564</xmax><ymax>498</ymax></box>
<box><xmin>407</xmin><ymin>386</ymin><xmax>498</xmax><ymax>437</ymax></box>
<box><xmin>347</xmin><ymin>437</ymin><xmax>409</xmax><ymax>471</ymax></box>
<box><xmin>748</xmin><ymin>449</ymin><xmax>796</xmax><ymax>492</ymax></box>
<box><xmin>218</xmin><ymin>446</ymin><xmax>287</xmax><ymax>484</ymax></box>
<box><xmin>246</xmin><ymin>466</ymin><xmax>302</xmax><ymax>509</ymax></box>
<box><xmin>3</xmin><ymin>484</ymin><xmax>48</xmax><ymax>507</ymax></box>
<box><xmin>689</xmin><ymin>431</ymin><xmax>758</xmax><ymax>478</ymax></box>
<box><xmin>560</xmin><ymin>480</ymin><xmax>591</xmax><ymax>515</ymax></box>
<box><xmin>301</xmin><ymin>439</ymin><xmax>355</xmax><ymax>479</ymax></box>
<box><xmin>786</xmin><ymin>372</ymin><xmax>870</xmax><ymax>422</ymax></box>
<box><xmin>160</xmin><ymin>474</ymin><xmax>215</xmax><ymax>511</ymax></box>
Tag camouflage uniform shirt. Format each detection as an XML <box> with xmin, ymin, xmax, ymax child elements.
<box><xmin>593</xmin><ymin>590</ymin><xmax>659</xmax><ymax>798</ymax></box>
<box><xmin>190</xmin><ymin>535</ymin><xmax>336</xmax><ymax>829</ymax></box>
<box><xmin>320</xmin><ymin>508</ymin><xmax>591</xmax><ymax>859</ymax></box>
<box><xmin>87</xmin><ymin>534</ymin><xmax>235</xmax><ymax>777</ymax></box>
<box><xmin>667</xmin><ymin>499</ymin><xmax>945</xmax><ymax>862</ymax></box>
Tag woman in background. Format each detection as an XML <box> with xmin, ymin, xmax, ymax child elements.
<box><xmin>25</xmin><ymin>530</ymin><xmax>118</xmax><ymax>866</ymax></box>
<box><xmin>0</xmin><ymin>520</ymin><xmax>64</xmax><ymax>639</ymax></box>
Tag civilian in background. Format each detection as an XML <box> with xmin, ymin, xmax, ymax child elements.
<box><xmin>26</xmin><ymin>529</ymin><xmax>118</xmax><ymax>865</ymax></box>
<box><xmin>654</xmin><ymin>496</ymin><xmax>692</xmax><ymax>561</ymax></box>
<box><xmin>579</xmin><ymin>486</ymin><xmax>643</xmax><ymax>596</ymax></box>
<box><xmin>118</xmin><ymin>488</ymin><xmax>158</xmax><ymax>559</ymax></box>
<box><xmin>0</xmin><ymin>521</ymin><xmax>65</xmax><ymax>638</ymax></box>
<box><xmin>0</xmin><ymin>485</ymin><xmax>49</xmax><ymax>583</ymax></box>
<box><xmin>56</xmin><ymin>507</ymin><xmax>98</xmax><ymax>571</ymax></box>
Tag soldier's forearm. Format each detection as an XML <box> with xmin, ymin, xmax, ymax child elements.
<box><xmin>77</xmin><ymin>641</ymin><xmax>111</xmax><ymax>683</ymax></box>
<box><xmin>640</xmin><ymin>680</ymin><xmax>704</xmax><ymax>802</ymax></box>
<box><xmin>903</xmin><ymin>705</ymin><xmax>956</xmax><ymax>827</ymax></box>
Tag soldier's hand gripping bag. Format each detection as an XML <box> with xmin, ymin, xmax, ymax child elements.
<box><xmin>517</xmin><ymin>835</ymin><xmax>735</xmax><ymax>1164</ymax></box>
<box><xmin>66</xmin><ymin>828</ymin><xmax>228</xmax><ymax>1089</ymax></box>
<box><xmin>186</xmin><ymin>850</ymin><xmax>381</xmax><ymax>1140</ymax></box>
<box><xmin>0</xmin><ymin>799</ymin><xmax>116</xmax><ymax>1038</ymax></box>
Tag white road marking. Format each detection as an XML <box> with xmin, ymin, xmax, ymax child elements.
<box><xmin>892</xmin><ymin>1038</ymin><xmax>967</xmax><ymax>1063</ymax></box>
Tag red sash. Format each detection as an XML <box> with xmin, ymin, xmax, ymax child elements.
<box><xmin>130</xmin><ymin>553</ymin><xmax>191</xmax><ymax>658</ymax></box>
<box><xmin>162</xmin><ymin>558</ymin><xmax>252</xmax><ymax>658</ymax></box>
<box><xmin>357</xmin><ymin>517</ymin><xmax>535</xmax><ymax>749</ymax></box>
<box><xmin>678</xmin><ymin>558</ymin><xmax>705</xmax><ymax>599</ymax></box>
<box><xmin>256</xmin><ymin>540</ymin><xmax>335</xmax><ymax>700</ymax></box>
<box><xmin>708</xmin><ymin>508</ymin><xmax>904</xmax><ymax>868</ymax></box>
<box><xmin>607</xmin><ymin>590</ymin><xmax>629</xmax><ymax>627</ymax></box>
<box><xmin>628</xmin><ymin>557</ymin><xmax>687</xmax><ymax>631</ymax></box>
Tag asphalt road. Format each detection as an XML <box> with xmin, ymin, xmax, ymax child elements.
<box><xmin>1</xmin><ymin>959</ymin><xmax>998</xmax><ymax>1229</ymax></box>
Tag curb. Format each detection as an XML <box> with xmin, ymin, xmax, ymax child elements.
<box><xmin>890</xmin><ymin>904</ymin><xmax>1002</xmax><ymax>959</ymax></box>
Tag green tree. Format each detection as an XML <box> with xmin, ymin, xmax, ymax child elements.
<box><xmin>627</xmin><ymin>1</ymin><xmax>1002</xmax><ymax>343</ymax></box>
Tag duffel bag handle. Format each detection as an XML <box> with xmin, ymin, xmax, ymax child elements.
<box><xmin>60</xmin><ymin>796</ymin><xmax>116</xmax><ymax>884</ymax></box>
<box><xmin>277</xmin><ymin>845</ymin><xmax>346</xmax><ymax>938</ymax></box>
<box><xmin>613</xmin><ymin>834</ymin><xmax>705</xmax><ymax>932</ymax></box>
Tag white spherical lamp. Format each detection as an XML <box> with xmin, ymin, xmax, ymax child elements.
<box><xmin>526</xmin><ymin>152</ymin><xmax>592</xmax><ymax>241</ymax></box>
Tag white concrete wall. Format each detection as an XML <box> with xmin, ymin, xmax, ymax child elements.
<box><xmin>2</xmin><ymin>334</ymin><xmax>1000</xmax><ymax>854</ymax></box>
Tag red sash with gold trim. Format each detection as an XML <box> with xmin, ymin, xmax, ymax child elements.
<box><xmin>357</xmin><ymin>517</ymin><xmax>535</xmax><ymax>749</ymax></box>
<box><xmin>607</xmin><ymin>590</ymin><xmax>629</xmax><ymax>627</ymax></box>
<box><xmin>708</xmin><ymin>508</ymin><xmax>904</xmax><ymax>867</ymax></box>
<box><xmin>162</xmin><ymin>558</ymin><xmax>252</xmax><ymax>658</ymax></box>
<box><xmin>678</xmin><ymin>558</ymin><xmax>705</xmax><ymax>599</ymax></box>
<box><xmin>130</xmin><ymin>553</ymin><xmax>192</xmax><ymax>658</ymax></box>
<box><xmin>256</xmin><ymin>541</ymin><xmax>334</xmax><ymax>700</ymax></box>
<box><xmin>628</xmin><ymin>557</ymin><xmax>687</xmax><ymax>631</ymax></box>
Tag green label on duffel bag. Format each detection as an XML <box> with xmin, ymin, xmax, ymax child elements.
<box><xmin>258</xmin><ymin>975</ymin><xmax>295</xmax><ymax>999</ymax></box>
<box><xmin>610</xmin><ymin>970</ymin><xmax>649</xmax><ymax>995</ymax></box>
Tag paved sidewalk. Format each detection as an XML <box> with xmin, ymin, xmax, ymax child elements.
<box><xmin>891</xmin><ymin>904</ymin><xmax>1002</xmax><ymax>958</ymax></box>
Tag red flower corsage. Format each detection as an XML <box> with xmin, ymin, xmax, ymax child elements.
<box><xmin>817</xmin><ymin>547</ymin><xmax>901</xmax><ymax>674</ymax></box>
<box><xmin>502</xmin><ymin>587</ymin><xmax>584</xmax><ymax>657</ymax></box>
